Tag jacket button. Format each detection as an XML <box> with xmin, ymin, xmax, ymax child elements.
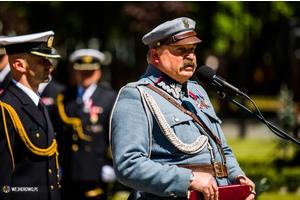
<box><xmin>170</xmin><ymin>193</ymin><xmax>177</xmax><ymax>198</ymax></box>
<box><xmin>72</xmin><ymin>134</ymin><xmax>78</xmax><ymax>141</ymax></box>
<box><xmin>174</xmin><ymin>117</ymin><xmax>180</xmax><ymax>122</ymax></box>
<box><xmin>85</xmin><ymin>145</ymin><xmax>91</xmax><ymax>152</ymax></box>
<box><xmin>50</xmin><ymin>185</ymin><xmax>54</xmax><ymax>190</ymax></box>
<box><xmin>49</xmin><ymin>169</ymin><xmax>52</xmax><ymax>174</ymax></box>
<box><xmin>72</xmin><ymin>144</ymin><xmax>78</xmax><ymax>151</ymax></box>
<box><xmin>36</xmin><ymin>133</ymin><xmax>40</xmax><ymax>138</ymax></box>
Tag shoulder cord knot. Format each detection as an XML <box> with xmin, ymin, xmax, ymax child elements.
<box><xmin>137</xmin><ymin>86</ymin><xmax>208</xmax><ymax>154</ymax></box>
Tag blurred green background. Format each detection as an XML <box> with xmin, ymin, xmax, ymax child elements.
<box><xmin>1</xmin><ymin>1</ymin><xmax>299</xmax><ymax>199</ymax></box>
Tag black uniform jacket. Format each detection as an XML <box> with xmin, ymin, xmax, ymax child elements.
<box><xmin>57</xmin><ymin>85</ymin><xmax>117</xmax><ymax>182</ymax></box>
<box><xmin>0</xmin><ymin>82</ymin><xmax>60</xmax><ymax>200</ymax></box>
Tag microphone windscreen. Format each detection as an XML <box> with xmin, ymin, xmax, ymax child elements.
<box><xmin>196</xmin><ymin>66</ymin><xmax>216</xmax><ymax>83</ymax></box>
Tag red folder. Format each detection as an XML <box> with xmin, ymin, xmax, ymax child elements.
<box><xmin>189</xmin><ymin>184</ymin><xmax>250</xmax><ymax>200</ymax></box>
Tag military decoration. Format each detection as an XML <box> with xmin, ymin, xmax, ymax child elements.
<box><xmin>41</xmin><ymin>96</ymin><xmax>55</xmax><ymax>106</ymax></box>
<box><xmin>189</xmin><ymin>89</ymin><xmax>211</xmax><ymax>109</ymax></box>
<box><xmin>83</xmin><ymin>99</ymin><xmax>93</xmax><ymax>113</ymax></box>
<box><xmin>89</xmin><ymin>105</ymin><xmax>103</xmax><ymax>124</ymax></box>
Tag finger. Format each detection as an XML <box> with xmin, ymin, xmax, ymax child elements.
<box><xmin>204</xmin><ymin>193</ymin><xmax>210</xmax><ymax>200</ymax></box>
<box><xmin>212</xmin><ymin>186</ymin><xmax>218</xmax><ymax>200</ymax></box>
<box><xmin>209</xmin><ymin>191</ymin><xmax>214</xmax><ymax>200</ymax></box>
<box><xmin>203</xmin><ymin>189</ymin><xmax>211</xmax><ymax>200</ymax></box>
<box><xmin>245</xmin><ymin>191</ymin><xmax>256</xmax><ymax>200</ymax></box>
<box><xmin>214</xmin><ymin>190</ymin><xmax>219</xmax><ymax>200</ymax></box>
<box><xmin>238</xmin><ymin>176</ymin><xmax>246</xmax><ymax>184</ymax></box>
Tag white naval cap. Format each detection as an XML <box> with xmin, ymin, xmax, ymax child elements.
<box><xmin>142</xmin><ymin>17</ymin><xmax>202</xmax><ymax>49</ymax></box>
<box><xmin>0</xmin><ymin>31</ymin><xmax>61</xmax><ymax>59</ymax></box>
<box><xmin>69</xmin><ymin>48</ymin><xmax>106</xmax><ymax>70</ymax></box>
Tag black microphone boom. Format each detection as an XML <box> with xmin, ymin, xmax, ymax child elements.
<box><xmin>196</xmin><ymin>65</ymin><xmax>300</xmax><ymax>146</ymax></box>
<box><xmin>197</xmin><ymin>66</ymin><xmax>246</xmax><ymax>97</ymax></box>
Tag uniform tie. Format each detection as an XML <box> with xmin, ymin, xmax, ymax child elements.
<box><xmin>38</xmin><ymin>99</ymin><xmax>45</xmax><ymax>117</ymax></box>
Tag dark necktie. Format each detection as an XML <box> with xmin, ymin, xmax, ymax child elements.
<box><xmin>38</xmin><ymin>100</ymin><xmax>45</xmax><ymax>117</ymax></box>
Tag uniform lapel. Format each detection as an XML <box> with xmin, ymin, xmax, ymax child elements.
<box><xmin>8</xmin><ymin>83</ymin><xmax>47</xmax><ymax>131</ymax></box>
<box><xmin>43</xmin><ymin>103</ymin><xmax>55</xmax><ymax>143</ymax></box>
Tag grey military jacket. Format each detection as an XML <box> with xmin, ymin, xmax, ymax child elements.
<box><xmin>110</xmin><ymin>64</ymin><xmax>245</xmax><ymax>200</ymax></box>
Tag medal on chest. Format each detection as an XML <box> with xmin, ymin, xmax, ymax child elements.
<box><xmin>189</xmin><ymin>89</ymin><xmax>211</xmax><ymax>109</ymax></box>
<box><xmin>89</xmin><ymin>105</ymin><xmax>103</xmax><ymax>124</ymax></box>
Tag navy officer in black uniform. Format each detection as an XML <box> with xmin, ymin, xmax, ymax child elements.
<box><xmin>0</xmin><ymin>31</ymin><xmax>61</xmax><ymax>200</ymax></box>
<box><xmin>56</xmin><ymin>48</ymin><xmax>117</xmax><ymax>200</ymax></box>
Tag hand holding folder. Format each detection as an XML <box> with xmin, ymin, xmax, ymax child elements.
<box><xmin>189</xmin><ymin>184</ymin><xmax>250</xmax><ymax>200</ymax></box>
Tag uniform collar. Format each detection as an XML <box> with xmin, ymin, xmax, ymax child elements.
<box><xmin>77</xmin><ymin>83</ymin><xmax>98</xmax><ymax>103</ymax></box>
<box><xmin>144</xmin><ymin>64</ymin><xmax>189</xmax><ymax>99</ymax></box>
<box><xmin>12</xmin><ymin>79</ymin><xmax>40</xmax><ymax>106</ymax></box>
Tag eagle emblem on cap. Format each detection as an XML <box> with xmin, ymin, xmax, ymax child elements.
<box><xmin>182</xmin><ymin>18</ymin><xmax>189</xmax><ymax>29</ymax></box>
<box><xmin>82</xmin><ymin>56</ymin><xmax>93</xmax><ymax>64</ymax></box>
<box><xmin>47</xmin><ymin>36</ymin><xmax>54</xmax><ymax>48</ymax></box>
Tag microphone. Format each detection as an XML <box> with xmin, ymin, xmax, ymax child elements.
<box><xmin>196</xmin><ymin>65</ymin><xmax>246</xmax><ymax>97</ymax></box>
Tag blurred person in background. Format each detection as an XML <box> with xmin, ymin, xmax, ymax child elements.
<box><xmin>56</xmin><ymin>48</ymin><xmax>117</xmax><ymax>200</ymax></box>
<box><xmin>110</xmin><ymin>17</ymin><xmax>256</xmax><ymax>200</ymax></box>
<box><xmin>38</xmin><ymin>48</ymin><xmax>66</xmax><ymax>133</ymax></box>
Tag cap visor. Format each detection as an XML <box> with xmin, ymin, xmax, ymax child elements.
<box><xmin>169</xmin><ymin>36</ymin><xmax>202</xmax><ymax>46</ymax></box>
<box><xmin>30</xmin><ymin>51</ymin><xmax>61</xmax><ymax>59</ymax></box>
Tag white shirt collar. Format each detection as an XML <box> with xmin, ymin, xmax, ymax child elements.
<box><xmin>12</xmin><ymin>79</ymin><xmax>40</xmax><ymax>106</ymax></box>
<box><xmin>78</xmin><ymin>83</ymin><xmax>98</xmax><ymax>103</ymax></box>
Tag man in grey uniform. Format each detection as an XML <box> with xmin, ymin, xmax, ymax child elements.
<box><xmin>110</xmin><ymin>17</ymin><xmax>256</xmax><ymax>200</ymax></box>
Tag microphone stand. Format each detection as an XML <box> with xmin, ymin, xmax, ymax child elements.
<box><xmin>215</xmin><ymin>88</ymin><xmax>300</xmax><ymax>146</ymax></box>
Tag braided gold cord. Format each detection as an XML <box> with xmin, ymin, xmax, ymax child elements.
<box><xmin>0</xmin><ymin>102</ymin><xmax>60</xmax><ymax>180</ymax></box>
<box><xmin>56</xmin><ymin>93</ymin><xmax>92</xmax><ymax>142</ymax></box>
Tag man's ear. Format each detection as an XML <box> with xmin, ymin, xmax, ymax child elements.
<box><xmin>11</xmin><ymin>58</ymin><xmax>26</xmax><ymax>73</ymax></box>
<box><xmin>150</xmin><ymin>48</ymin><xmax>159</xmax><ymax>63</ymax></box>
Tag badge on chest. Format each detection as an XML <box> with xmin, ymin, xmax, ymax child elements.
<box><xmin>189</xmin><ymin>89</ymin><xmax>211</xmax><ymax>109</ymax></box>
<box><xmin>83</xmin><ymin>99</ymin><xmax>103</xmax><ymax>124</ymax></box>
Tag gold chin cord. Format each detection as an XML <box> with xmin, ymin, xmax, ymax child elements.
<box><xmin>0</xmin><ymin>101</ymin><xmax>59</xmax><ymax>183</ymax></box>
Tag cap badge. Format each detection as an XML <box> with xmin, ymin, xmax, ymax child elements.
<box><xmin>182</xmin><ymin>18</ymin><xmax>189</xmax><ymax>29</ymax></box>
<box><xmin>47</xmin><ymin>36</ymin><xmax>54</xmax><ymax>48</ymax></box>
<box><xmin>81</xmin><ymin>56</ymin><xmax>93</xmax><ymax>64</ymax></box>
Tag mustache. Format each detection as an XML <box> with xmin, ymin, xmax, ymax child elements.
<box><xmin>180</xmin><ymin>59</ymin><xmax>197</xmax><ymax>69</ymax></box>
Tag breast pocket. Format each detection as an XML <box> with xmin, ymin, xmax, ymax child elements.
<box><xmin>163</xmin><ymin>112</ymin><xmax>199</xmax><ymax>143</ymax></box>
<box><xmin>28</xmin><ymin>125</ymin><xmax>48</xmax><ymax>149</ymax></box>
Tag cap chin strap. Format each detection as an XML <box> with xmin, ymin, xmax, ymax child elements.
<box><xmin>163</xmin><ymin>31</ymin><xmax>197</xmax><ymax>45</ymax></box>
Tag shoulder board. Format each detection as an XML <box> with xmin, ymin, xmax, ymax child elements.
<box><xmin>126</xmin><ymin>79</ymin><xmax>151</xmax><ymax>88</ymax></box>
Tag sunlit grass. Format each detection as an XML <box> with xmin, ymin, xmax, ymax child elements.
<box><xmin>226</xmin><ymin>137</ymin><xmax>300</xmax><ymax>199</ymax></box>
<box><xmin>226</xmin><ymin>138</ymin><xmax>277</xmax><ymax>162</ymax></box>
<box><xmin>259</xmin><ymin>191</ymin><xmax>300</xmax><ymax>200</ymax></box>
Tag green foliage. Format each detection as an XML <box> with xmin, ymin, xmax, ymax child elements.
<box><xmin>227</xmin><ymin>138</ymin><xmax>300</xmax><ymax>193</ymax></box>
